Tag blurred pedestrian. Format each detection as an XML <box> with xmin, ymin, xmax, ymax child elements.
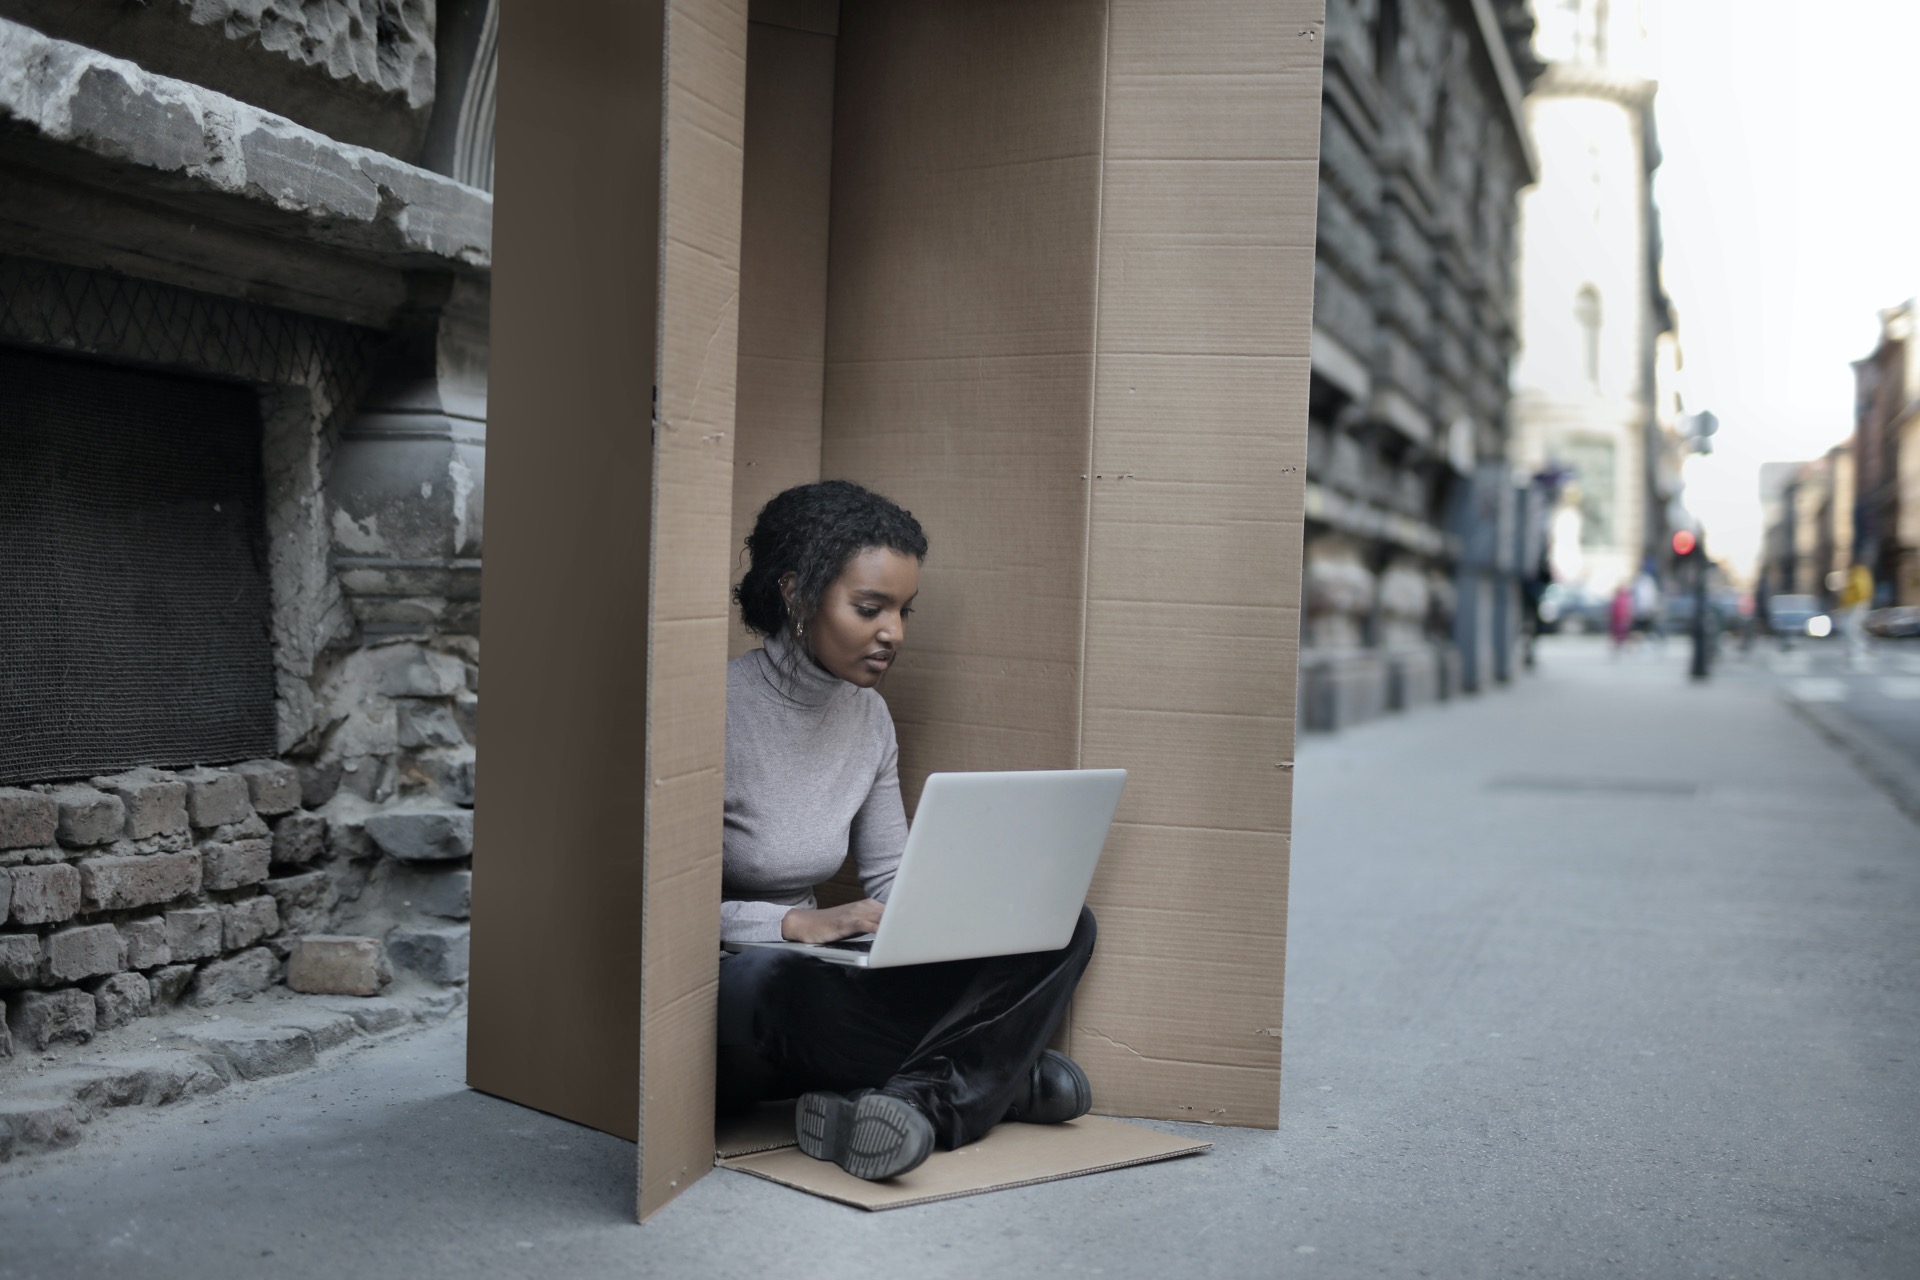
<box><xmin>1610</xmin><ymin>583</ymin><xmax>1634</xmax><ymax>653</ymax></box>
<box><xmin>1838</xmin><ymin>562</ymin><xmax>1872</xmax><ymax>668</ymax></box>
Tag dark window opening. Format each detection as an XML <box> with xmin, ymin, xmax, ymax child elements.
<box><xmin>0</xmin><ymin>347</ymin><xmax>275</xmax><ymax>784</ymax></box>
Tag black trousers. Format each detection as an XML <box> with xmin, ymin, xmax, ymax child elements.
<box><xmin>717</xmin><ymin>906</ymin><xmax>1097</xmax><ymax>1150</ymax></box>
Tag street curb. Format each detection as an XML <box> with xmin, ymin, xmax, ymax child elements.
<box><xmin>1784</xmin><ymin>694</ymin><xmax>1920</xmax><ymax>826</ymax></box>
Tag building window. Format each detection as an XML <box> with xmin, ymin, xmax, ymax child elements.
<box><xmin>1374</xmin><ymin>0</ymin><xmax>1401</xmax><ymax>86</ymax></box>
<box><xmin>1561</xmin><ymin>435</ymin><xmax>1617</xmax><ymax>549</ymax></box>
<box><xmin>1575</xmin><ymin>284</ymin><xmax>1603</xmax><ymax>391</ymax></box>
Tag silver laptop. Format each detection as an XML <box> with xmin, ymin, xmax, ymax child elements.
<box><xmin>723</xmin><ymin>768</ymin><xmax>1126</xmax><ymax>968</ymax></box>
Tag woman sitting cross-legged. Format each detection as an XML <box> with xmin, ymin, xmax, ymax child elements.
<box><xmin>717</xmin><ymin>479</ymin><xmax>1097</xmax><ymax>1181</ymax></box>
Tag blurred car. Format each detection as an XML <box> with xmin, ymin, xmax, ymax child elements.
<box><xmin>1537</xmin><ymin>583</ymin><xmax>1609</xmax><ymax>634</ymax></box>
<box><xmin>1865</xmin><ymin>606</ymin><xmax>1920</xmax><ymax>638</ymax></box>
<box><xmin>1765</xmin><ymin>594</ymin><xmax>1827</xmax><ymax>638</ymax></box>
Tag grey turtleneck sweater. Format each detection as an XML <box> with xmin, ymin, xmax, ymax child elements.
<box><xmin>721</xmin><ymin>632</ymin><xmax>906</xmax><ymax>942</ymax></box>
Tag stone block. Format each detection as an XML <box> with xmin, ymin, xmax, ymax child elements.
<box><xmin>122</xmin><ymin>916</ymin><xmax>172</xmax><ymax>969</ymax></box>
<box><xmin>49</xmin><ymin>785</ymin><xmax>126</xmax><ymax>847</ymax></box>
<box><xmin>187</xmin><ymin>1026</ymin><xmax>316</xmax><ymax>1080</ymax></box>
<box><xmin>0</xmin><ymin>788</ymin><xmax>58</xmax><ymax>849</ymax></box>
<box><xmin>79</xmin><ymin>851</ymin><xmax>202</xmax><ymax>911</ymax></box>
<box><xmin>8</xmin><ymin>988</ymin><xmax>95</xmax><ymax>1049</ymax></box>
<box><xmin>166</xmin><ymin>907</ymin><xmax>225</xmax><ymax>962</ymax></box>
<box><xmin>0</xmin><ymin>867</ymin><xmax>8</xmax><ymax>920</ymax></box>
<box><xmin>184</xmin><ymin>947</ymin><xmax>277</xmax><ymax>1007</ymax></box>
<box><xmin>44</xmin><ymin>924</ymin><xmax>126</xmax><ymax>983</ymax></box>
<box><xmin>94</xmin><ymin>769</ymin><xmax>189</xmax><ymax>839</ymax></box>
<box><xmin>378</xmin><ymin>648</ymin><xmax>467</xmax><ymax>698</ymax></box>
<box><xmin>231</xmin><ymin>760</ymin><xmax>302</xmax><ymax>815</ymax></box>
<box><xmin>386</xmin><ymin>925</ymin><xmax>469</xmax><ymax>984</ymax></box>
<box><xmin>325</xmin><ymin>816</ymin><xmax>375</xmax><ymax>861</ymax></box>
<box><xmin>0</xmin><ymin>1095</ymin><xmax>87</xmax><ymax>1160</ymax></box>
<box><xmin>297</xmin><ymin>760</ymin><xmax>344</xmax><ymax>809</ymax></box>
<box><xmin>179</xmin><ymin>769</ymin><xmax>254</xmax><ymax>829</ymax></box>
<box><xmin>275</xmin><ymin>1009</ymin><xmax>359</xmax><ymax>1051</ymax></box>
<box><xmin>263</xmin><ymin>871</ymin><xmax>334</xmax><ymax>936</ymax></box>
<box><xmin>364</xmin><ymin>810</ymin><xmax>472</xmax><ymax>863</ymax></box>
<box><xmin>270</xmin><ymin>811</ymin><xmax>327</xmax><ymax>866</ymax></box>
<box><xmin>9</xmin><ymin>862</ymin><xmax>82</xmax><ymax>925</ymax></box>
<box><xmin>287</xmin><ymin>936</ymin><xmax>392</xmax><ymax>997</ymax></box>
<box><xmin>201</xmin><ymin>838</ymin><xmax>271</xmax><ymax>890</ymax></box>
<box><xmin>0</xmin><ymin>933</ymin><xmax>42</xmax><ymax>988</ymax></box>
<box><xmin>0</xmin><ymin>1014</ymin><xmax>9</xmax><ymax>1059</ymax></box>
<box><xmin>221</xmin><ymin>895</ymin><xmax>281</xmax><ymax>951</ymax></box>
<box><xmin>388</xmin><ymin>866</ymin><xmax>471</xmax><ymax>920</ymax></box>
<box><xmin>396</xmin><ymin>700</ymin><xmax>466</xmax><ymax>749</ymax></box>
<box><xmin>149</xmin><ymin>963</ymin><xmax>196</xmax><ymax>1007</ymax></box>
<box><xmin>452</xmin><ymin>690</ymin><xmax>479</xmax><ymax>745</ymax></box>
<box><xmin>93</xmin><ymin>971</ymin><xmax>152</xmax><ymax>1030</ymax></box>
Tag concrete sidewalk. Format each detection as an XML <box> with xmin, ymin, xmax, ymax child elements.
<box><xmin>3</xmin><ymin>637</ymin><xmax>1916</xmax><ymax>1278</ymax></box>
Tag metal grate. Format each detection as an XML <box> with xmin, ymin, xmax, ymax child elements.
<box><xmin>0</xmin><ymin>347</ymin><xmax>277</xmax><ymax>784</ymax></box>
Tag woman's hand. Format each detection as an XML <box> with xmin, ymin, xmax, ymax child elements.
<box><xmin>781</xmin><ymin>898</ymin><xmax>884</xmax><ymax>944</ymax></box>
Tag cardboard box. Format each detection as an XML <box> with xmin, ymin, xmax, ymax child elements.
<box><xmin>474</xmin><ymin>0</ymin><xmax>1323</xmax><ymax>1221</ymax></box>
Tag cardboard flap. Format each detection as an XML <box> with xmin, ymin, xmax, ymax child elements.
<box><xmin>717</xmin><ymin>1115</ymin><xmax>1210</xmax><ymax>1210</ymax></box>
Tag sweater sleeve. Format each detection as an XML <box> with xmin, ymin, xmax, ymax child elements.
<box><xmin>719</xmin><ymin>897</ymin><xmax>795</xmax><ymax>944</ymax></box>
<box><xmin>850</xmin><ymin>714</ymin><xmax>907</xmax><ymax>902</ymax></box>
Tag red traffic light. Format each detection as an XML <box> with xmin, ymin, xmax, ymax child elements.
<box><xmin>1672</xmin><ymin>529</ymin><xmax>1697</xmax><ymax>557</ymax></box>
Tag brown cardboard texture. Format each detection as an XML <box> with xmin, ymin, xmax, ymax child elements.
<box><xmin>475</xmin><ymin>0</ymin><xmax>1322</xmax><ymax>1222</ymax></box>
<box><xmin>717</xmin><ymin>1114</ymin><xmax>1211</xmax><ymax>1212</ymax></box>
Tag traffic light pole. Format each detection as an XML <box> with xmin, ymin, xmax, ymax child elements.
<box><xmin>1690</xmin><ymin>528</ymin><xmax>1711</xmax><ymax>681</ymax></box>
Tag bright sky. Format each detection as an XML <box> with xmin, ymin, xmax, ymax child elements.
<box><xmin>1650</xmin><ymin>0</ymin><xmax>1920</xmax><ymax>573</ymax></box>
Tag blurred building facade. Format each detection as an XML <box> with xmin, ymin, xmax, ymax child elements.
<box><xmin>1851</xmin><ymin>301</ymin><xmax>1919</xmax><ymax>606</ymax></box>
<box><xmin>0</xmin><ymin>1</ymin><xmax>501</xmax><ymax>1049</ymax></box>
<box><xmin>1757</xmin><ymin>446</ymin><xmax>1855</xmax><ymax>603</ymax></box>
<box><xmin>1301</xmin><ymin>0</ymin><xmax>1542</xmax><ymax>730</ymax></box>
<box><xmin>1508</xmin><ymin>0</ymin><xmax>1683</xmax><ymax>601</ymax></box>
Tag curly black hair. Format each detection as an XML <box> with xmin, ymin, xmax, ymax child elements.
<box><xmin>734</xmin><ymin>480</ymin><xmax>929</xmax><ymax>639</ymax></box>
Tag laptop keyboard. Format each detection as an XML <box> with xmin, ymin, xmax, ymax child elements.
<box><xmin>819</xmin><ymin>938</ymin><xmax>874</xmax><ymax>952</ymax></box>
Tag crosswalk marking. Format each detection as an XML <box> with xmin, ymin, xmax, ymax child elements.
<box><xmin>1787</xmin><ymin>677</ymin><xmax>1848</xmax><ymax>703</ymax></box>
<box><xmin>1879</xmin><ymin>677</ymin><xmax>1920</xmax><ymax>700</ymax></box>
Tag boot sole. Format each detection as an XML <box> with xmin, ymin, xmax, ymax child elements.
<box><xmin>795</xmin><ymin>1092</ymin><xmax>934</xmax><ymax>1181</ymax></box>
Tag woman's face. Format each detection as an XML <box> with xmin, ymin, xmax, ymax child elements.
<box><xmin>792</xmin><ymin>547</ymin><xmax>921</xmax><ymax>688</ymax></box>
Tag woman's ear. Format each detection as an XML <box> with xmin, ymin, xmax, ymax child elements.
<box><xmin>778</xmin><ymin>572</ymin><xmax>797</xmax><ymax>612</ymax></box>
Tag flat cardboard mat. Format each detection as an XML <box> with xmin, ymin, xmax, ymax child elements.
<box><xmin>714</xmin><ymin>1107</ymin><xmax>1210</xmax><ymax>1210</ymax></box>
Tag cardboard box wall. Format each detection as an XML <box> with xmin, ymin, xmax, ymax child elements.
<box><xmin>473</xmin><ymin>0</ymin><xmax>1324</xmax><ymax>1221</ymax></box>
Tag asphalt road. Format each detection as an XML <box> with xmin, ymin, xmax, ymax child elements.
<box><xmin>3</xmin><ymin>637</ymin><xmax>1916</xmax><ymax>1279</ymax></box>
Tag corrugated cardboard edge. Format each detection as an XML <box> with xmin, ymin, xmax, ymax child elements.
<box><xmin>638</xmin><ymin>0</ymin><xmax>749</xmax><ymax>1223</ymax></box>
<box><xmin>716</xmin><ymin>1117</ymin><xmax>1211</xmax><ymax>1211</ymax></box>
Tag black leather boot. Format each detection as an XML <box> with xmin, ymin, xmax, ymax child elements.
<box><xmin>1004</xmin><ymin>1049</ymin><xmax>1092</xmax><ymax>1124</ymax></box>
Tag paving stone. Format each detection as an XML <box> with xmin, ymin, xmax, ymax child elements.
<box><xmin>48</xmin><ymin>785</ymin><xmax>125</xmax><ymax>847</ymax></box>
<box><xmin>121</xmin><ymin>916</ymin><xmax>171</xmax><ymax>969</ymax></box>
<box><xmin>272</xmin><ymin>1008</ymin><xmax>360</xmax><ymax>1051</ymax></box>
<box><xmin>221</xmin><ymin>895</ymin><xmax>281</xmax><ymax>951</ymax></box>
<box><xmin>79</xmin><ymin>851</ymin><xmax>202</xmax><ymax>911</ymax></box>
<box><xmin>44</xmin><ymin>924</ymin><xmax>126</xmax><ymax>983</ymax></box>
<box><xmin>184</xmin><ymin>947</ymin><xmax>276</xmax><ymax>1006</ymax></box>
<box><xmin>148</xmin><ymin>963</ymin><xmax>196</xmax><ymax>1008</ymax></box>
<box><xmin>165</xmin><ymin>907</ymin><xmax>224</xmax><ymax>962</ymax></box>
<box><xmin>8</xmin><ymin>863</ymin><xmax>81</xmax><ymax>925</ymax></box>
<box><xmin>0</xmin><ymin>787</ymin><xmax>58</xmax><ymax>849</ymax></box>
<box><xmin>92</xmin><ymin>971</ymin><xmax>152</xmax><ymax>1030</ymax></box>
<box><xmin>93</xmin><ymin>769</ymin><xmax>189</xmax><ymax>839</ymax></box>
<box><xmin>386</xmin><ymin>925</ymin><xmax>469</xmax><ymax>984</ymax></box>
<box><xmin>287</xmin><ymin>936</ymin><xmax>391</xmax><ymax>996</ymax></box>
<box><xmin>364</xmin><ymin>810</ymin><xmax>472</xmax><ymax>863</ymax></box>
<box><xmin>270</xmin><ymin>811</ymin><xmax>327</xmax><ymax>866</ymax></box>
<box><xmin>183</xmin><ymin>1025</ymin><xmax>316</xmax><ymax>1080</ymax></box>
<box><xmin>201</xmin><ymin>838</ymin><xmax>271</xmax><ymax>890</ymax></box>
<box><xmin>263</xmin><ymin>871</ymin><xmax>333</xmax><ymax>935</ymax></box>
<box><xmin>8</xmin><ymin>988</ymin><xmax>95</xmax><ymax>1049</ymax></box>
<box><xmin>230</xmin><ymin>760</ymin><xmax>302</xmax><ymax>816</ymax></box>
<box><xmin>388</xmin><ymin>866</ymin><xmax>471</xmax><ymax>920</ymax></box>
<box><xmin>177</xmin><ymin>768</ymin><xmax>254</xmax><ymax>829</ymax></box>
<box><xmin>0</xmin><ymin>1095</ymin><xmax>87</xmax><ymax>1161</ymax></box>
<box><xmin>313</xmin><ymin>996</ymin><xmax>411</xmax><ymax>1034</ymax></box>
<box><xmin>32</xmin><ymin>1052</ymin><xmax>227</xmax><ymax>1113</ymax></box>
<box><xmin>0</xmin><ymin>933</ymin><xmax>42</xmax><ymax>988</ymax></box>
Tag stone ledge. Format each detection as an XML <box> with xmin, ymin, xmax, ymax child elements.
<box><xmin>0</xmin><ymin>19</ymin><xmax>490</xmax><ymax>273</ymax></box>
<box><xmin>0</xmin><ymin>987</ymin><xmax>463</xmax><ymax>1163</ymax></box>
